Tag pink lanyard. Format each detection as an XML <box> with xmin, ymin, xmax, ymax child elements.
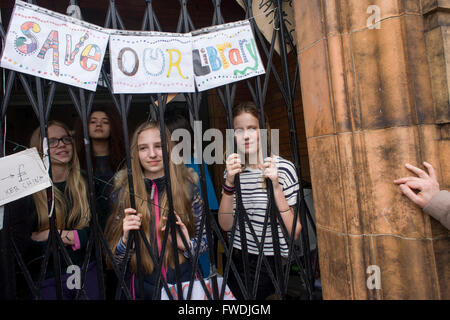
<box><xmin>152</xmin><ymin>181</ymin><xmax>167</xmax><ymax>281</ymax></box>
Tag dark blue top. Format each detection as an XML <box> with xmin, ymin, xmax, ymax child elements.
<box><xmin>185</xmin><ymin>158</ymin><xmax>219</xmax><ymax>211</ymax></box>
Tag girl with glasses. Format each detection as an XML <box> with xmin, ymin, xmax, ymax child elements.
<box><xmin>26</xmin><ymin>120</ymin><xmax>99</xmax><ymax>299</ymax></box>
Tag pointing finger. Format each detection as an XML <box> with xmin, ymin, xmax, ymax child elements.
<box><xmin>423</xmin><ymin>162</ymin><xmax>437</xmax><ymax>181</ymax></box>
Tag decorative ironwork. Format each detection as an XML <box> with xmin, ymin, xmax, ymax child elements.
<box><xmin>0</xmin><ymin>0</ymin><xmax>318</xmax><ymax>300</ymax></box>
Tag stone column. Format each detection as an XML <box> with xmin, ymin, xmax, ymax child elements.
<box><xmin>293</xmin><ymin>0</ymin><xmax>449</xmax><ymax>299</ymax></box>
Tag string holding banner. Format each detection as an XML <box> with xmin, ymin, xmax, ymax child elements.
<box><xmin>0</xmin><ymin>0</ymin><xmax>109</xmax><ymax>91</ymax></box>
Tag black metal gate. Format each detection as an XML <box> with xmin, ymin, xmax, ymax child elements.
<box><xmin>0</xmin><ymin>0</ymin><xmax>318</xmax><ymax>300</ymax></box>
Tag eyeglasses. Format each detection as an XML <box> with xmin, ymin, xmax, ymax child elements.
<box><xmin>48</xmin><ymin>136</ymin><xmax>73</xmax><ymax>148</ymax></box>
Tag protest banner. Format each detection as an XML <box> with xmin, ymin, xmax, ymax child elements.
<box><xmin>160</xmin><ymin>276</ymin><xmax>235</xmax><ymax>300</ymax></box>
<box><xmin>0</xmin><ymin>0</ymin><xmax>109</xmax><ymax>91</ymax></box>
<box><xmin>1</xmin><ymin>2</ymin><xmax>264</xmax><ymax>94</ymax></box>
<box><xmin>109</xmin><ymin>30</ymin><xmax>195</xmax><ymax>94</ymax></box>
<box><xmin>0</xmin><ymin>148</ymin><xmax>52</xmax><ymax>207</ymax></box>
<box><xmin>192</xmin><ymin>20</ymin><xmax>265</xmax><ymax>91</ymax></box>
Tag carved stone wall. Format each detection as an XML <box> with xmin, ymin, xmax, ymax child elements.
<box><xmin>293</xmin><ymin>0</ymin><xmax>449</xmax><ymax>299</ymax></box>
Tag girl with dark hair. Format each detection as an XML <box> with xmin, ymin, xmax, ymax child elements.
<box><xmin>104</xmin><ymin>121</ymin><xmax>207</xmax><ymax>299</ymax></box>
<box><xmin>76</xmin><ymin>105</ymin><xmax>125</xmax><ymax>181</ymax></box>
<box><xmin>218</xmin><ymin>101</ymin><xmax>302</xmax><ymax>300</ymax></box>
<box><xmin>75</xmin><ymin>105</ymin><xmax>125</xmax><ymax>230</ymax></box>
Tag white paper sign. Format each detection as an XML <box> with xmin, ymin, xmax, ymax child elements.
<box><xmin>109</xmin><ymin>31</ymin><xmax>195</xmax><ymax>94</ymax></box>
<box><xmin>161</xmin><ymin>277</ymin><xmax>235</xmax><ymax>300</ymax></box>
<box><xmin>0</xmin><ymin>148</ymin><xmax>52</xmax><ymax>207</ymax></box>
<box><xmin>192</xmin><ymin>20</ymin><xmax>265</xmax><ymax>91</ymax></box>
<box><xmin>0</xmin><ymin>1</ymin><xmax>109</xmax><ymax>91</ymax></box>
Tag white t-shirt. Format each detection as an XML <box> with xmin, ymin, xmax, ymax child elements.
<box><xmin>223</xmin><ymin>156</ymin><xmax>299</xmax><ymax>256</ymax></box>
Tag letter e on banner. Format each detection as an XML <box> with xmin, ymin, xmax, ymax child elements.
<box><xmin>80</xmin><ymin>44</ymin><xmax>100</xmax><ymax>71</ymax></box>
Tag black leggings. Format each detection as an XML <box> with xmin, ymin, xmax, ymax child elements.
<box><xmin>226</xmin><ymin>249</ymin><xmax>281</xmax><ymax>300</ymax></box>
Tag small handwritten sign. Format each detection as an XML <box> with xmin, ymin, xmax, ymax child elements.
<box><xmin>161</xmin><ymin>276</ymin><xmax>235</xmax><ymax>300</ymax></box>
<box><xmin>0</xmin><ymin>1</ymin><xmax>109</xmax><ymax>91</ymax></box>
<box><xmin>0</xmin><ymin>148</ymin><xmax>52</xmax><ymax>207</ymax></box>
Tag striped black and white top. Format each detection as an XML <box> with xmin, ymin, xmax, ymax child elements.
<box><xmin>224</xmin><ymin>156</ymin><xmax>299</xmax><ymax>257</ymax></box>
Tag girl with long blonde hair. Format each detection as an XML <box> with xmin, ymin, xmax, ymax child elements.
<box><xmin>27</xmin><ymin>120</ymin><xmax>99</xmax><ymax>299</ymax></box>
<box><xmin>218</xmin><ymin>101</ymin><xmax>302</xmax><ymax>300</ymax></box>
<box><xmin>104</xmin><ymin>120</ymin><xmax>207</xmax><ymax>299</ymax></box>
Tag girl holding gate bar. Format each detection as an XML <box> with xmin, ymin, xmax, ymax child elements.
<box><xmin>218</xmin><ymin>101</ymin><xmax>302</xmax><ymax>300</ymax></box>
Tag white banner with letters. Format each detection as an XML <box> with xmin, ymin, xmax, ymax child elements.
<box><xmin>109</xmin><ymin>31</ymin><xmax>195</xmax><ymax>94</ymax></box>
<box><xmin>192</xmin><ymin>20</ymin><xmax>265</xmax><ymax>91</ymax></box>
<box><xmin>1</xmin><ymin>2</ymin><xmax>266</xmax><ymax>94</ymax></box>
<box><xmin>0</xmin><ymin>1</ymin><xmax>109</xmax><ymax>91</ymax></box>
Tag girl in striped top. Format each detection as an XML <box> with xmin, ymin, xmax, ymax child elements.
<box><xmin>218</xmin><ymin>102</ymin><xmax>302</xmax><ymax>300</ymax></box>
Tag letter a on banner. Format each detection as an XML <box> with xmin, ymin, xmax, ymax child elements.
<box><xmin>191</xmin><ymin>20</ymin><xmax>265</xmax><ymax>91</ymax></box>
<box><xmin>0</xmin><ymin>1</ymin><xmax>109</xmax><ymax>91</ymax></box>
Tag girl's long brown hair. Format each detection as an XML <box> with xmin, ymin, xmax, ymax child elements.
<box><xmin>104</xmin><ymin>121</ymin><xmax>198</xmax><ymax>274</ymax></box>
<box><xmin>30</xmin><ymin>121</ymin><xmax>90</xmax><ymax>231</ymax></box>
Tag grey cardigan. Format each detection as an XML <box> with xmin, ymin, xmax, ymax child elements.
<box><xmin>423</xmin><ymin>190</ymin><xmax>450</xmax><ymax>230</ymax></box>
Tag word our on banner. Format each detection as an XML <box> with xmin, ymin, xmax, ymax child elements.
<box><xmin>192</xmin><ymin>20</ymin><xmax>265</xmax><ymax>92</ymax></box>
<box><xmin>161</xmin><ymin>276</ymin><xmax>235</xmax><ymax>300</ymax></box>
<box><xmin>0</xmin><ymin>148</ymin><xmax>52</xmax><ymax>207</ymax></box>
<box><xmin>109</xmin><ymin>31</ymin><xmax>195</xmax><ymax>94</ymax></box>
<box><xmin>0</xmin><ymin>0</ymin><xmax>109</xmax><ymax>91</ymax></box>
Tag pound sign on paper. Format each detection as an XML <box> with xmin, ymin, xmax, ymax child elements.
<box><xmin>17</xmin><ymin>164</ymin><xmax>29</xmax><ymax>183</ymax></box>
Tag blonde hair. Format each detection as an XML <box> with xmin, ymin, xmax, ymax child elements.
<box><xmin>30</xmin><ymin>121</ymin><xmax>90</xmax><ymax>231</ymax></box>
<box><xmin>105</xmin><ymin>121</ymin><xmax>198</xmax><ymax>274</ymax></box>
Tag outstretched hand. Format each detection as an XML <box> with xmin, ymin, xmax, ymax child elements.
<box><xmin>394</xmin><ymin>162</ymin><xmax>440</xmax><ymax>208</ymax></box>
